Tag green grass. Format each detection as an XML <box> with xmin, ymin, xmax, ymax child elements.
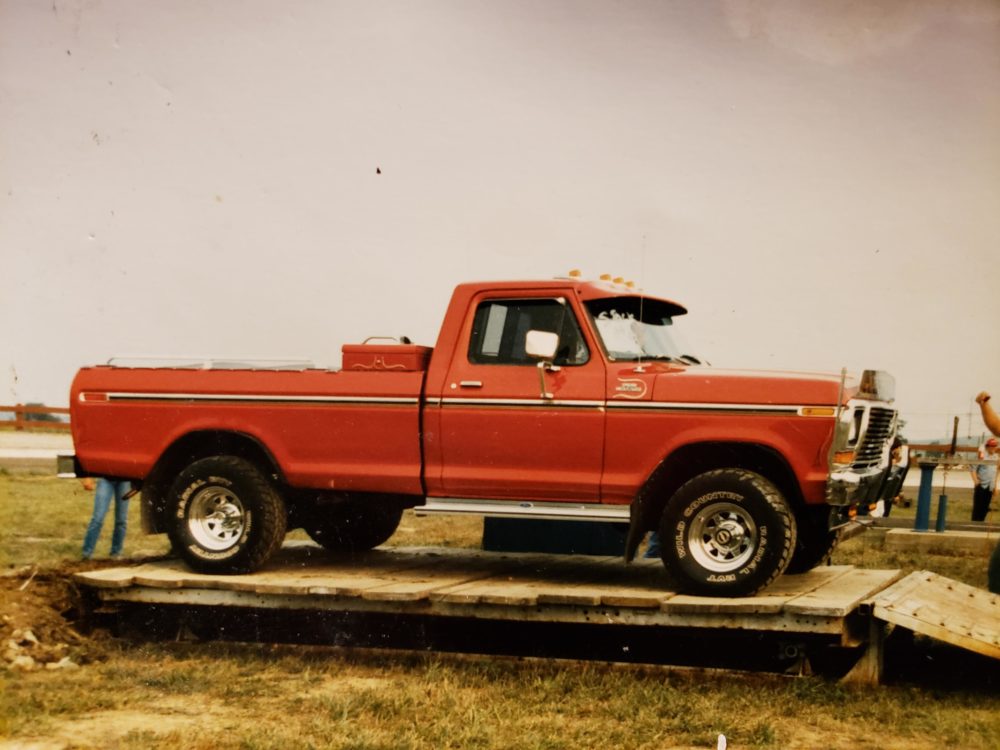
<box><xmin>2</xmin><ymin>472</ymin><xmax>999</xmax><ymax>749</ymax></box>
<box><xmin>2</xmin><ymin>643</ymin><xmax>998</xmax><ymax>749</ymax></box>
<box><xmin>0</xmin><ymin>471</ymin><xmax>172</xmax><ymax>566</ymax></box>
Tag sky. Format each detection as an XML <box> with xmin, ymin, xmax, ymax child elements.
<box><xmin>1</xmin><ymin>0</ymin><xmax>999</xmax><ymax>442</ymax></box>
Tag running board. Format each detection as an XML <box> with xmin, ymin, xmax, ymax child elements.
<box><xmin>413</xmin><ymin>497</ymin><xmax>630</xmax><ymax>523</ymax></box>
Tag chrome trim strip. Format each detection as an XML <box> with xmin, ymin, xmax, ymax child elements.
<box><xmin>414</xmin><ymin>497</ymin><xmax>630</xmax><ymax>522</ymax></box>
<box><xmin>103</xmin><ymin>392</ymin><xmax>418</xmax><ymax>405</ymax></box>
<box><xmin>441</xmin><ymin>398</ymin><xmax>605</xmax><ymax>408</ymax></box>
<box><xmin>97</xmin><ymin>392</ymin><xmax>822</xmax><ymax>415</ymax></box>
<box><xmin>606</xmin><ymin>401</ymin><xmax>800</xmax><ymax>414</ymax></box>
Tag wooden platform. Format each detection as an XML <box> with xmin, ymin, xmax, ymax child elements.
<box><xmin>74</xmin><ymin>543</ymin><xmax>903</xmax><ymax>645</ymax></box>
<box><xmin>76</xmin><ymin>543</ymin><xmax>1000</xmax><ymax>682</ymax></box>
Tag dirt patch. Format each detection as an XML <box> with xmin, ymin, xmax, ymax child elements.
<box><xmin>1</xmin><ymin>698</ymin><xmax>243</xmax><ymax>750</ymax></box>
<box><xmin>301</xmin><ymin>675</ymin><xmax>393</xmax><ymax>697</ymax></box>
<box><xmin>0</xmin><ymin>562</ymin><xmax>118</xmax><ymax>671</ymax></box>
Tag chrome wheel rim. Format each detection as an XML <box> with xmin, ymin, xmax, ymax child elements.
<box><xmin>187</xmin><ymin>486</ymin><xmax>246</xmax><ymax>551</ymax></box>
<box><xmin>687</xmin><ymin>501</ymin><xmax>757</xmax><ymax>572</ymax></box>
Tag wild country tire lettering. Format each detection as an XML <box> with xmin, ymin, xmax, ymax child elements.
<box><xmin>682</xmin><ymin>491</ymin><xmax>743</xmax><ymax>519</ymax></box>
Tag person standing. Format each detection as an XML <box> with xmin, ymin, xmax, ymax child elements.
<box><xmin>81</xmin><ymin>477</ymin><xmax>133</xmax><ymax>560</ymax></box>
<box><xmin>970</xmin><ymin>438</ymin><xmax>998</xmax><ymax>522</ymax></box>
<box><xmin>975</xmin><ymin>391</ymin><xmax>1000</xmax><ymax>593</ymax></box>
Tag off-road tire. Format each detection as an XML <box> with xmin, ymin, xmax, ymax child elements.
<box><xmin>167</xmin><ymin>456</ymin><xmax>287</xmax><ymax>574</ymax></box>
<box><xmin>659</xmin><ymin>468</ymin><xmax>795</xmax><ymax>597</ymax></box>
<box><xmin>303</xmin><ymin>496</ymin><xmax>403</xmax><ymax>556</ymax></box>
<box><xmin>785</xmin><ymin>506</ymin><xmax>842</xmax><ymax>574</ymax></box>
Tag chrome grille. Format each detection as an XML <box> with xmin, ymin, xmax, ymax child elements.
<box><xmin>853</xmin><ymin>407</ymin><xmax>896</xmax><ymax>468</ymax></box>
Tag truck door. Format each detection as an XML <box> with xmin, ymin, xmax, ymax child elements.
<box><xmin>437</xmin><ymin>293</ymin><xmax>606</xmax><ymax>501</ymax></box>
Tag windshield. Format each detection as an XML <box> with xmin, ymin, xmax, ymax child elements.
<box><xmin>584</xmin><ymin>297</ymin><xmax>701</xmax><ymax>364</ymax></box>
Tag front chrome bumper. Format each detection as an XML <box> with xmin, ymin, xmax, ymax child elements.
<box><xmin>826</xmin><ymin>465</ymin><xmax>893</xmax><ymax>507</ymax></box>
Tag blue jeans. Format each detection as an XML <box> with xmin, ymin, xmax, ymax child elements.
<box><xmin>82</xmin><ymin>479</ymin><xmax>131</xmax><ymax>558</ymax></box>
<box><xmin>643</xmin><ymin>531</ymin><xmax>661</xmax><ymax>559</ymax></box>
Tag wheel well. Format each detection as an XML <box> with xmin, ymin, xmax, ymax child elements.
<box><xmin>141</xmin><ymin>431</ymin><xmax>282</xmax><ymax>534</ymax></box>
<box><xmin>625</xmin><ymin>441</ymin><xmax>804</xmax><ymax>560</ymax></box>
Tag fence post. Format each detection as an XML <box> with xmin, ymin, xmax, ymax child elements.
<box><xmin>14</xmin><ymin>403</ymin><xmax>24</xmax><ymax>431</ymax></box>
<box><xmin>914</xmin><ymin>462</ymin><xmax>935</xmax><ymax>532</ymax></box>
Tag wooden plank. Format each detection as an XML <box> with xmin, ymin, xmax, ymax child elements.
<box><xmin>72</xmin><ymin>567</ymin><xmax>140</xmax><ymax>589</ymax></box>
<box><xmin>431</xmin><ymin>553</ymin><xmax>590</xmax><ymax>606</ymax></box>
<box><xmin>870</xmin><ymin>571</ymin><xmax>1000</xmax><ymax>661</ymax></box>
<box><xmin>78</xmin><ymin>546</ymin><xmax>454</xmax><ymax>598</ymax></box>
<box><xmin>784</xmin><ymin>569</ymin><xmax>904</xmax><ymax>618</ymax></box>
<box><xmin>428</xmin><ymin>552</ymin><xmax>670</xmax><ymax>608</ymax></box>
<box><xmin>360</xmin><ymin>556</ymin><xmax>518</xmax><ymax>602</ymax></box>
<box><xmin>664</xmin><ymin>566</ymin><xmax>855</xmax><ymax>616</ymax></box>
<box><xmin>297</xmin><ymin>559</ymin><xmax>458</xmax><ymax>598</ymax></box>
<box><xmin>840</xmin><ymin>617</ymin><xmax>887</xmax><ymax>686</ymax></box>
<box><xmin>525</xmin><ymin>555</ymin><xmax>670</xmax><ymax>608</ymax></box>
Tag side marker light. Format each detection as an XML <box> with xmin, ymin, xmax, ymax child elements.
<box><xmin>833</xmin><ymin>450</ymin><xmax>856</xmax><ymax>465</ymax></box>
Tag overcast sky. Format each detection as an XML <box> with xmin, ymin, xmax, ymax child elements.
<box><xmin>2</xmin><ymin>0</ymin><xmax>999</xmax><ymax>441</ymax></box>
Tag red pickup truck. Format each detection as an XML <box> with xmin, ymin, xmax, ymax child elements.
<box><xmin>65</xmin><ymin>275</ymin><xmax>899</xmax><ymax>596</ymax></box>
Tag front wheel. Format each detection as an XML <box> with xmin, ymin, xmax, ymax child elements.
<box><xmin>659</xmin><ymin>469</ymin><xmax>795</xmax><ymax>597</ymax></box>
<box><xmin>167</xmin><ymin>456</ymin><xmax>287</xmax><ymax>574</ymax></box>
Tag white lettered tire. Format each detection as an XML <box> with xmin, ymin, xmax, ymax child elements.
<box><xmin>658</xmin><ymin>469</ymin><xmax>795</xmax><ymax>597</ymax></box>
<box><xmin>167</xmin><ymin>456</ymin><xmax>287</xmax><ymax>574</ymax></box>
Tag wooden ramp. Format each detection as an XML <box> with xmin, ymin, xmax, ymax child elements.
<box><xmin>867</xmin><ymin>571</ymin><xmax>1000</xmax><ymax>660</ymax></box>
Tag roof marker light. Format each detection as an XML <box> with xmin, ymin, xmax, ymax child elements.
<box><xmin>599</xmin><ymin>273</ymin><xmax>612</xmax><ymax>281</ymax></box>
<box><xmin>568</xmin><ymin>269</ymin><xmax>582</xmax><ymax>278</ymax></box>
<box><xmin>613</xmin><ymin>277</ymin><xmax>624</xmax><ymax>285</ymax></box>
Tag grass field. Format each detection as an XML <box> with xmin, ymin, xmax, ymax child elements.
<box><xmin>2</xmin><ymin>471</ymin><xmax>999</xmax><ymax>749</ymax></box>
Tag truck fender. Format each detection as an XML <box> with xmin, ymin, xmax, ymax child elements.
<box><xmin>141</xmin><ymin>429</ymin><xmax>283</xmax><ymax>534</ymax></box>
<box><xmin>624</xmin><ymin>441</ymin><xmax>804</xmax><ymax>563</ymax></box>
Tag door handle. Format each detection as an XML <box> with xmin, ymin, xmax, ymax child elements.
<box><xmin>459</xmin><ymin>380</ymin><xmax>483</xmax><ymax>388</ymax></box>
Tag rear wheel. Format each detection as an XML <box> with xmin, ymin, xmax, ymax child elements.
<box><xmin>167</xmin><ymin>456</ymin><xmax>287</xmax><ymax>574</ymax></box>
<box><xmin>659</xmin><ymin>468</ymin><xmax>795</xmax><ymax>597</ymax></box>
<box><xmin>303</xmin><ymin>496</ymin><xmax>403</xmax><ymax>556</ymax></box>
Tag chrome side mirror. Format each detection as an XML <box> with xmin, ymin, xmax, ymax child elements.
<box><xmin>526</xmin><ymin>330</ymin><xmax>559</xmax><ymax>400</ymax></box>
<box><xmin>525</xmin><ymin>330</ymin><xmax>558</xmax><ymax>361</ymax></box>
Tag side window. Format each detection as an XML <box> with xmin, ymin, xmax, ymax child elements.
<box><xmin>468</xmin><ymin>298</ymin><xmax>589</xmax><ymax>366</ymax></box>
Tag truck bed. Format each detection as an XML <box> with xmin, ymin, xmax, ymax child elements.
<box><xmin>71</xmin><ymin>361</ymin><xmax>427</xmax><ymax>495</ymax></box>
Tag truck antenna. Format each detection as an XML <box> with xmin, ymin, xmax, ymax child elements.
<box><xmin>635</xmin><ymin>234</ymin><xmax>647</xmax><ymax>373</ymax></box>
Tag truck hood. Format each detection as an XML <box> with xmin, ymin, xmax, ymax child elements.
<box><xmin>646</xmin><ymin>365</ymin><xmax>858</xmax><ymax>407</ymax></box>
